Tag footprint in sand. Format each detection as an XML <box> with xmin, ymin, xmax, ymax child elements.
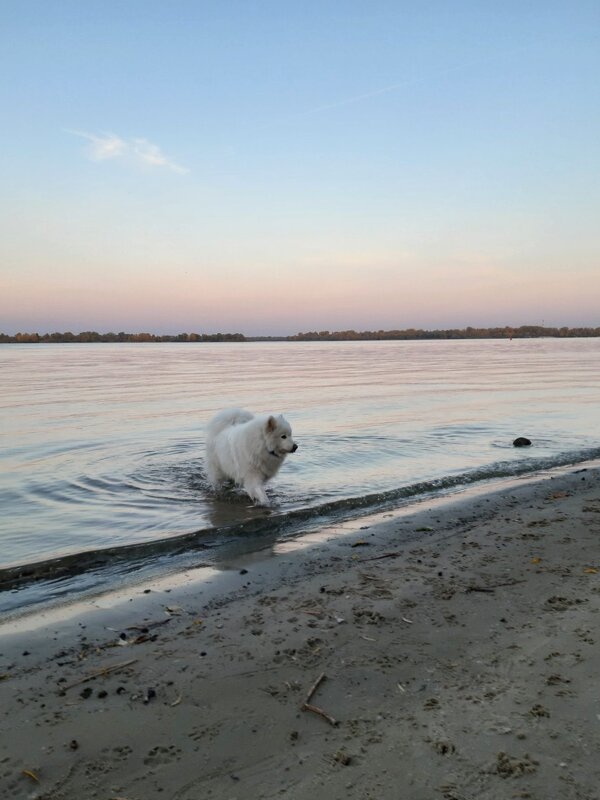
<box><xmin>143</xmin><ymin>744</ymin><xmax>182</xmax><ymax>766</ymax></box>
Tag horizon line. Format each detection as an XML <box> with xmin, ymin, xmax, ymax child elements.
<box><xmin>2</xmin><ymin>323</ymin><xmax>600</xmax><ymax>342</ymax></box>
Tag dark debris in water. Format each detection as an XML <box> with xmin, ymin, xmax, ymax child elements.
<box><xmin>513</xmin><ymin>437</ymin><xmax>532</xmax><ymax>447</ymax></box>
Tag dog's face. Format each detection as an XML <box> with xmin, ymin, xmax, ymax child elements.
<box><xmin>265</xmin><ymin>415</ymin><xmax>298</xmax><ymax>457</ymax></box>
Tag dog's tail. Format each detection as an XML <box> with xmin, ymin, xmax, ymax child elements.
<box><xmin>206</xmin><ymin>408</ymin><xmax>254</xmax><ymax>441</ymax></box>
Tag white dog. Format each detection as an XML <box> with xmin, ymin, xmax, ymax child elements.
<box><xmin>205</xmin><ymin>408</ymin><xmax>298</xmax><ymax>505</ymax></box>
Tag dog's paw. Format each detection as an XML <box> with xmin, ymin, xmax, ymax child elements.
<box><xmin>249</xmin><ymin>492</ymin><xmax>271</xmax><ymax>507</ymax></box>
<box><xmin>255</xmin><ymin>498</ymin><xmax>271</xmax><ymax>508</ymax></box>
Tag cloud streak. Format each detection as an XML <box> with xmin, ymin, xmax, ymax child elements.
<box><xmin>254</xmin><ymin>43</ymin><xmax>537</xmax><ymax>132</ymax></box>
<box><xmin>66</xmin><ymin>129</ymin><xmax>188</xmax><ymax>174</ymax></box>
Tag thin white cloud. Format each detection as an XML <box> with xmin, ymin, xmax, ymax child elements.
<box><xmin>254</xmin><ymin>43</ymin><xmax>537</xmax><ymax>132</ymax></box>
<box><xmin>66</xmin><ymin>129</ymin><xmax>188</xmax><ymax>174</ymax></box>
<box><xmin>132</xmin><ymin>138</ymin><xmax>188</xmax><ymax>174</ymax></box>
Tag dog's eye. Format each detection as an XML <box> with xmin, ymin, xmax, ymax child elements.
<box><xmin>281</xmin><ymin>435</ymin><xmax>287</xmax><ymax>439</ymax></box>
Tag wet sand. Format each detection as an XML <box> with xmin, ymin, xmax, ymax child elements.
<box><xmin>1</xmin><ymin>466</ymin><xmax>600</xmax><ymax>799</ymax></box>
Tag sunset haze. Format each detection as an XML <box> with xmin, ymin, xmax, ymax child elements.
<box><xmin>1</xmin><ymin>1</ymin><xmax>599</xmax><ymax>335</ymax></box>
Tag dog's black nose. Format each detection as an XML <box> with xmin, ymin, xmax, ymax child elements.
<box><xmin>292</xmin><ymin>443</ymin><xmax>298</xmax><ymax>452</ymax></box>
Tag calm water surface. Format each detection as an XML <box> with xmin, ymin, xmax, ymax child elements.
<box><xmin>1</xmin><ymin>339</ymin><xmax>599</xmax><ymax>605</ymax></box>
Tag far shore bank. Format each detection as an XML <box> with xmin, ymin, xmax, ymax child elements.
<box><xmin>3</xmin><ymin>324</ymin><xmax>600</xmax><ymax>344</ymax></box>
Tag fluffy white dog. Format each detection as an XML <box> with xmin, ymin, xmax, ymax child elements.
<box><xmin>205</xmin><ymin>408</ymin><xmax>298</xmax><ymax>505</ymax></box>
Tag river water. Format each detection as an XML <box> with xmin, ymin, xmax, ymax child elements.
<box><xmin>1</xmin><ymin>338</ymin><xmax>599</xmax><ymax>611</ymax></box>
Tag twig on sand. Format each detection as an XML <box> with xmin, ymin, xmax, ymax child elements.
<box><xmin>126</xmin><ymin>618</ymin><xmax>172</xmax><ymax>631</ymax></box>
<box><xmin>61</xmin><ymin>659</ymin><xmax>138</xmax><ymax>691</ymax></box>
<box><xmin>302</xmin><ymin>702</ymin><xmax>338</xmax><ymax>727</ymax></box>
<box><xmin>360</xmin><ymin>552</ymin><xmax>402</xmax><ymax>563</ymax></box>
<box><xmin>305</xmin><ymin>671</ymin><xmax>326</xmax><ymax>704</ymax></box>
<box><xmin>465</xmin><ymin>580</ymin><xmax>525</xmax><ymax>594</ymax></box>
<box><xmin>301</xmin><ymin>672</ymin><xmax>339</xmax><ymax>726</ymax></box>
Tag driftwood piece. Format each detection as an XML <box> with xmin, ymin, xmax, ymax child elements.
<box><xmin>300</xmin><ymin>672</ymin><xmax>339</xmax><ymax>726</ymax></box>
<box><xmin>301</xmin><ymin>702</ymin><xmax>338</xmax><ymax>726</ymax></box>
<box><xmin>465</xmin><ymin>580</ymin><xmax>525</xmax><ymax>594</ymax></box>
<box><xmin>305</xmin><ymin>672</ymin><xmax>326</xmax><ymax>704</ymax></box>
<box><xmin>61</xmin><ymin>659</ymin><xmax>138</xmax><ymax>691</ymax></box>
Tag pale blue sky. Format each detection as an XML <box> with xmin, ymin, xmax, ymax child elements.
<box><xmin>1</xmin><ymin>1</ymin><xmax>599</xmax><ymax>334</ymax></box>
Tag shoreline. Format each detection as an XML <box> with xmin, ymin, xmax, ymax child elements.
<box><xmin>3</xmin><ymin>329</ymin><xmax>600</xmax><ymax>344</ymax></box>
<box><xmin>3</xmin><ymin>452</ymin><xmax>600</xmax><ymax>611</ymax></box>
<box><xmin>1</xmin><ymin>466</ymin><xmax>600</xmax><ymax>798</ymax></box>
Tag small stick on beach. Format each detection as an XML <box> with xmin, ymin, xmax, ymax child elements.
<box><xmin>61</xmin><ymin>659</ymin><xmax>138</xmax><ymax>691</ymax></box>
<box><xmin>126</xmin><ymin>618</ymin><xmax>172</xmax><ymax>631</ymax></box>
<box><xmin>301</xmin><ymin>672</ymin><xmax>338</xmax><ymax>726</ymax></box>
<box><xmin>305</xmin><ymin>671</ymin><xmax>326</xmax><ymax>704</ymax></box>
<box><xmin>360</xmin><ymin>552</ymin><xmax>402</xmax><ymax>562</ymax></box>
<box><xmin>465</xmin><ymin>580</ymin><xmax>525</xmax><ymax>594</ymax></box>
<box><xmin>302</xmin><ymin>702</ymin><xmax>338</xmax><ymax>727</ymax></box>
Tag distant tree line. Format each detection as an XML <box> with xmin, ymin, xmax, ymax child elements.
<box><xmin>0</xmin><ymin>331</ymin><xmax>246</xmax><ymax>343</ymax></box>
<box><xmin>1</xmin><ymin>325</ymin><xmax>599</xmax><ymax>344</ymax></box>
<box><xmin>287</xmin><ymin>325</ymin><xmax>600</xmax><ymax>341</ymax></box>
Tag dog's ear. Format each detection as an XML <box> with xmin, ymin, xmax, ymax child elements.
<box><xmin>266</xmin><ymin>416</ymin><xmax>277</xmax><ymax>432</ymax></box>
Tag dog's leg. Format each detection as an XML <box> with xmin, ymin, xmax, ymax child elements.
<box><xmin>243</xmin><ymin>474</ymin><xmax>270</xmax><ymax>506</ymax></box>
<box><xmin>206</xmin><ymin>461</ymin><xmax>226</xmax><ymax>491</ymax></box>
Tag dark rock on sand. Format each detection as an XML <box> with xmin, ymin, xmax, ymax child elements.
<box><xmin>513</xmin><ymin>437</ymin><xmax>532</xmax><ymax>447</ymax></box>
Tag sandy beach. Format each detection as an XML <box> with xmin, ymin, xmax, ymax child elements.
<box><xmin>1</xmin><ymin>465</ymin><xmax>600</xmax><ymax>800</ymax></box>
